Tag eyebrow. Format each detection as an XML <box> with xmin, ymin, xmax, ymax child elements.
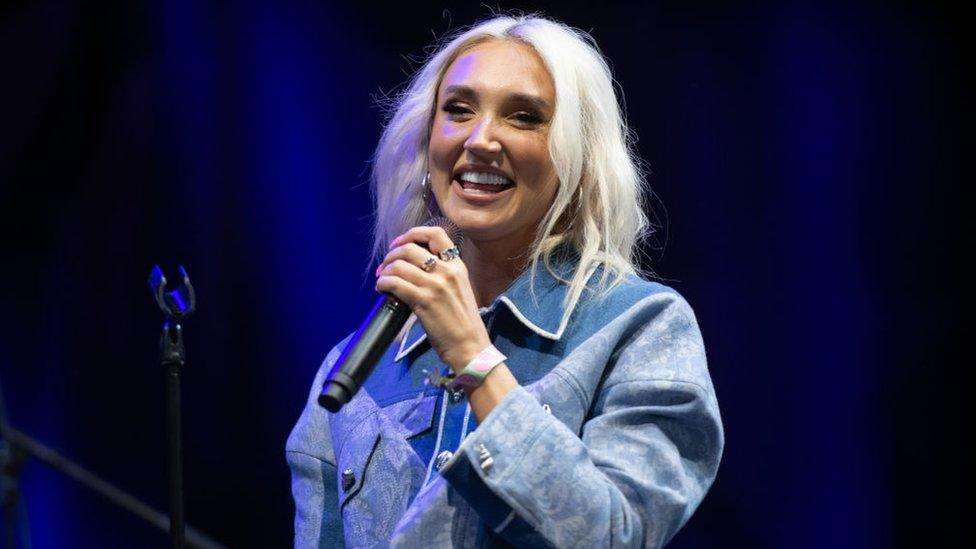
<box><xmin>442</xmin><ymin>84</ymin><xmax>552</xmax><ymax>113</ymax></box>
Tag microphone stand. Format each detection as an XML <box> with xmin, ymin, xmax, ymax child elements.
<box><xmin>0</xmin><ymin>264</ymin><xmax>223</xmax><ymax>548</ymax></box>
<box><xmin>148</xmin><ymin>265</ymin><xmax>195</xmax><ymax>549</ymax></box>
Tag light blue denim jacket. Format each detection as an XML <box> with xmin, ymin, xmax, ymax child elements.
<box><xmin>286</xmin><ymin>259</ymin><xmax>723</xmax><ymax>548</ymax></box>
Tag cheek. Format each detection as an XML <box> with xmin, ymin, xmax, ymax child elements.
<box><xmin>527</xmin><ymin>159</ymin><xmax>560</xmax><ymax>219</ymax></box>
<box><xmin>430</xmin><ymin>115</ymin><xmax>468</xmax><ymax>145</ymax></box>
<box><xmin>533</xmin><ymin>181</ymin><xmax>560</xmax><ymax>221</ymax></box>
<box><xmin>517</xmin><ymin>139</ymin><xmax>557</xmax><ymax>194</ymax></box>
<box><xmin>428</xmin><ymin>122</ymin><xmax>465</xmax><ymax>170</ymax></box>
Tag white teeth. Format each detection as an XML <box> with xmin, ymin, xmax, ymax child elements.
<box><xmin>458</xmin><ymin>171</ymin><xmax>513</xmax><ymax>185</ymax></box>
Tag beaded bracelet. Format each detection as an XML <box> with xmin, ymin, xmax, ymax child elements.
<box><xmin>445</xmin><ymin>344</ymin><xmax>507</xmax><ymax>392</ymax></box>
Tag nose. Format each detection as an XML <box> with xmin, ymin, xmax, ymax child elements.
<box><xmin>463</xmin><ymin>117</ymin><xmax>502</xmax><ymax>157</ymax></box>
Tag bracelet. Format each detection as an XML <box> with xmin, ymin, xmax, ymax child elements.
<box><xmin>445</xmin><ymin>344</ymin><xmax>506</xmax><ymax>392</ymax></box>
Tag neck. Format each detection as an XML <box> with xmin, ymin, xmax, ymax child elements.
<box><xmin>462</xmin><ymin>238</ymin><xmax>530</xmax><ymax>308</ymax></box>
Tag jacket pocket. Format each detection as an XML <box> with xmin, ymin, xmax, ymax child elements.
<box><xmin>330</xmin><ymin>391</ymin><xmax>432</xmax><ymax>546</ymax></box>
<box><xmin>335</xmin><ymin>395</ymin><xmax>435</xmax><ymax>508</ymax></box>
<box><xmin>335</xmin><ymin>411</ymin><xmax>381</xmax><ymax>510</ymax></box>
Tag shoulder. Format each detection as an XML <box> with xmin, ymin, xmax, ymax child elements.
<box><xmin>572</xmin><ymin>273</ymin><xmax>712</xmax><ymax>389</ymax></box>
<box><xmin>576</xmin><ymin>272</ymin><xmax>698</xmax><ymax>331</ymax></box>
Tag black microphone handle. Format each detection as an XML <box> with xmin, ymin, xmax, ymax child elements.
<box><xmin>318</xmin><ymin>294</ymin><xmax>413</xmax><ymax>412</ymax></box>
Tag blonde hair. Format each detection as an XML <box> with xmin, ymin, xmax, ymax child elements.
<box><xmin>370</xmin><ymin>14</ymin><xmax>652</xmax><ymax>325</ymax></box>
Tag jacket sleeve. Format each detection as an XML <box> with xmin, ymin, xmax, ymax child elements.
<box><xmin>438</xmin><ymin>293</ymin><xmax>724</xmax><ymax>548</ymax></box>
<box><xmin>286</xmin><ymin>346</ymin><xmax>344</xmax><ymax>548</ymax></box>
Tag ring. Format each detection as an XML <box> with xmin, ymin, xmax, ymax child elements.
<box><xmin>421</xmin><ymin>256</ymin><xmax>438</xmax><ymax>272</ymax></box>
<box><xmin>438</xmin><ymin>246</ymin><xmax>461</xmax><ymax>261</ymax></box>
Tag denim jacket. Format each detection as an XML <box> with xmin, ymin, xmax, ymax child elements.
<box><xmin>286</xmin><ymin>260</ymin><xmax>724</xmax><ymax>548</ymax></box>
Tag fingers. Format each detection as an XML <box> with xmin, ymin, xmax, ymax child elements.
<box><xmin>376</xmin><ymin>225</ymin><xmax>466</xmax><ymax>308</ymax></box>
<box><xmin>378</xmin><ymin>256</ymin><xmax>429</xmax><ymax>287</ymax></box>
<box><xmin>388</xmin><ymin>226</ymin><xmax>458</xmax><ymax>255</ymax></box>
<box><xmin>375</xmin><ymin>242</ymin><xmax>434</xmax><ymax>276</ymax></box>
<box><xmin>375</xmin><ymin>273</ymin><xmax>425</xmax><ymax>308</ymax></box>
<box><xmin>378</xmin><ymin>225</ymin><xmax>461</xmax><ymax>275</ymax></box>
<box><xmin>375</xmin><ymin>243</ymin><xmax>438</xmax><ymax>307</ymax></box>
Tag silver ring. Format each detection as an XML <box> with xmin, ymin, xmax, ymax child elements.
<box><xmin>438</xmin><ymin>246</ymin><xmax>461</xmax><ymax>261</ymax></box>
<box><xmin>421</xmin><ymin>256</ymin><xmax>438</xmax><ymax>272</ymax></box>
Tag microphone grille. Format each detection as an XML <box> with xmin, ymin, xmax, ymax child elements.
<box><xmin>423</xmin><ymin>216</ymin><xmax>464</xmax><ymax>248</ymax></box>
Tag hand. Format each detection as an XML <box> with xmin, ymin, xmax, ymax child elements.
<box><xmin>375</xmin><ymin>226</ymin><xmax>490</xmax><ymax>372</ymax></box>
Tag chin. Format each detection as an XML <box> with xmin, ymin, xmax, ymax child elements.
<box><xmin>442</xmin><ymin>208</ymin><xmax>501</xmax><ymax>234</ymax></box>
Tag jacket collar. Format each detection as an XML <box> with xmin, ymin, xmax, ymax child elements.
<box><xmin>394</xmin><ymin>256</ymin><xmax>581</xmax><ymax>362</ymax></box>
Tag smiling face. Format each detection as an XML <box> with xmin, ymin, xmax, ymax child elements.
<box><xmin>428</xmin><ymin>39</ymin><xmax>559</xmax><ymax>257</ymax></box>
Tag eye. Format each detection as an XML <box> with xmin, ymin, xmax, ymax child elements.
<box><xmin>442</xmin><ymin>102</ymin><xmax>473</xmax><ymax>118</ymax></box>
<box><xmin>513</xmin><ymin>111</ymin><xmax>544</xmax><ymax>125</ymax></box>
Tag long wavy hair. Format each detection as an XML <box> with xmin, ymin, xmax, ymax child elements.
<box><xmin>370</xmin><ymin>14</ymin><xmax>652</xmax><ymax>328</ymax></box>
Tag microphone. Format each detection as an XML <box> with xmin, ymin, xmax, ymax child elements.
<box><xmin>318</xmin><ymin>217</ymin><xmax>462</xmax><ymax>412</ymax></box>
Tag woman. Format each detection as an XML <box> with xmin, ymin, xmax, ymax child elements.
<box><xmin>287</xmin><ymin>14</ymin><xmax>723</xmax><ymax>548</ymax></box>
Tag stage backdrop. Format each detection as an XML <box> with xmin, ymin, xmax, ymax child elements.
<box><xmin>0</xmin><ymin>1</ymin><xmax>965</xmax><ymax>547</ymax></box>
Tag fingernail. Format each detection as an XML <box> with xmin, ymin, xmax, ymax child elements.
<box><xmin>375</xmin><ymin>265</ymin><xmax>381</xmax><ymax>276</ymax></box>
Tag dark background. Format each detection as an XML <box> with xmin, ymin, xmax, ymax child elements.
<box><xmin>0</xmin><ymin>0</ymin><xmax>967</xmax><ymax>547</ymax></box>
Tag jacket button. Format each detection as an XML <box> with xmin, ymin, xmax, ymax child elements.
<box><xmin>480</xmin><ymin>456</ymin><xmax>494</xmax><ymax>473</ymax></box>
<box><xmin>542</xmin><ymin>404</ymin><xmax>552</xmax><ymax>414</ymax></box>
<box><xmin>435</xmin><ymin>450</ymin><xmax>454</xmax><ymax>471</ymax></box>
<box><xmin>341</xmin><ymin>468</ymin><xmax>356</xmax><ymax>491</ymax></box>
<box><xmin>478</xmin><ymin>444</ymin><xmax>494</xmax><ymax>474</ymax></box>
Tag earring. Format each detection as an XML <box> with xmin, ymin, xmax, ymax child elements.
<box><xmin>420</xmin><ymin>171</ymin><xmax>442</xmax><ymax>217</ymax></box>
<box><xmin>421</xmin><ymin>172</ymin><xmax>431</xmax><ymax>204</ymax></box>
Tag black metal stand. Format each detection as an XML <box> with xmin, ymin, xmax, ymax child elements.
<box><xmin>148</xmin><ymin>265</ymin><xmax>196</xmax><ymax>549</ymax></box>
<box><xmin>163</xmin><ymin>323</ymin><xmax>186</xmax><ymax>549</ymax></box>
<box><xmin>0</xmin><ymin>266</ymin><xmax>221</xmax><ymax>548</ymax></box>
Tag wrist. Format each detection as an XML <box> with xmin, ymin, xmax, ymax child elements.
<box><xmin>447</xmin><ymin>338</ymin><xmax>492</xmax><ymax>373</ymax></box>
<box><xmin>445</xmin><ymin>344</ymin><xmax>506</xmax><ymax>392</ymax></box>
<box><xmin>466</xmin><ymin>363</ymin><xmax>518</xmax><ymax>422</ymax></box>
